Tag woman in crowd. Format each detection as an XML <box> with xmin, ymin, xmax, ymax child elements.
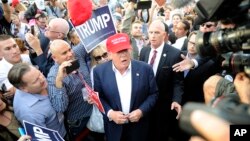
<box><xmin>87</xmin><ymin>44</ymin><xmax>110</xmax><ymax>141</ymax></box>
<box><xmin>90</xmin><ymin>44</ymin><xmax>110</xmax><ymax>85</ymax></box>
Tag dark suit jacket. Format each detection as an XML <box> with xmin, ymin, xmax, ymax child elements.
<box><xmin>182</xmin><ymin>52</ymin><xmax>221</xmax><ymax>104</ymax></box>
<box><xmin>93</xmin><ymin>60</ymin><xmax>158</xmax><ymax>141</ymax></box>
<box><xmin>139</xmin><ymin>44</ymin><xmax>184</xmax><ymax>140</ymax></box>
<box><xmin>140</xmin><ymin>44</ymin><xmax>184</xmax><ymax>105</ymax></box>
<box><xmin>29</xmin><ymin>32</ymin><xmax>52</xmax><ymax>77</ymax></box>
<box><xmin>131</xmin><ymin>37</ymin><xmax>139</xmax><ymax>60</ymax></box>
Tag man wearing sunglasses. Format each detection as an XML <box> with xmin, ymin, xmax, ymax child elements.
<box><xmin>199</xmin><ymin>21</ymin><xmax>217</xmax><ymax>33</ymax></box>
<box><xmin>25</xmin><ymin>18</ymin><xmax>69</xmax><ymax>77</ymax></box>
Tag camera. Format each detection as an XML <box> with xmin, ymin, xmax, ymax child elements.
<box><xmin>195</xmin><ymin>28</ymin><xmax>250</xmax><ymax>76</ymax></box>
<box><xmin>194</xmin><ymin>0</ymin><xmax>250</xmax><ymax>76</ymax></box>
<box><xmin>65</xmin><ymin>59</ymin><xmax>80</xmax><ymax>74</ymax></box>
<box><xmin>128</xmin><ymin>0</ymin><xmax>152</xmax><ymax>10</ymax></box>
<box><xmin>128</xmin><ymin>0</ymin><xmax>152</xmax><ymax>23</ymax></box>
<box><xmin>180</xmin><ymin>95</ymin><xmax>250</xmax><ymax>136</ymax></box>
<box><xmin>179</xmin><ymin>0</ymin><xmax>250</xmax><ymax>137</ymax></box>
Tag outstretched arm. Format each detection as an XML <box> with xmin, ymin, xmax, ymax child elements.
<box><xmin>2</xmin><ymin>0</ymin><xmax>11</xmax><ymax>22</ymax></box>
<box><xmin>172</xmin><ymin>54</ymin><xmax>195</xmax><ymax>72</ymax></box>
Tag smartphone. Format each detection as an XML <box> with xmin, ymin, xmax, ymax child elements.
<box><xmin>0</xmin><ymin>83</ymin><xmax>8</xmax><ymax>93</ymax></box>
<box><xmin>18</xmin><ymin>127</ymin><xmax>26</xmax><ymax>136</ymax></box>
<box><xmin>65</xmin><ymin>59</ymin><xmax>80</xmax><ymax>74</ymax></box>
<box><xmin>30</xmin><ymin>25</ymin><xmax>35</xmax><ymax>35</ymax></box>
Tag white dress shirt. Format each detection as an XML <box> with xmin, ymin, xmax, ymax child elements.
<box><xmin>172</xmin><ymin>36</ymin><xmax>187</xmax><ymax>50</ymax></box>
<box><xmin>149</xmin><ymin>42</ymin><xmax>164</xmax><ymax>75</ymax></box>
<box><xmin>112</xmin><ymin>62</ymin><xmax>132</xmax><ymax>115</ymax></box>
<box><xmin>0</xmin><ymin>54</ymin><xmax>31</xmax><ymax>89</ymax></box>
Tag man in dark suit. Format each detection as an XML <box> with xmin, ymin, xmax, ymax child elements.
<box><xmin>140</xmin><ymin>20</ymin><xmax>184</xmax><ymax>141</ymax></box>
<box><xmin>93</xmin><ymin>33</ymin><xmax>158</xmax><ymax>141</ymax></box>
<box><xmin>181</xmin><ymin>31</ymin><xmax>221</xmax><ymax>104</ymax></box>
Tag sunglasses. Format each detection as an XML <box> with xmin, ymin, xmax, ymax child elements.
<box><xmin>201</xmin><ymin>23</ymin><xmax>214</xmax><ymax>28</ymax></box>
<box><xmin>94</xmin><ymin>52</ymin><xmax>108</xmax><ymax>61</ymax></box>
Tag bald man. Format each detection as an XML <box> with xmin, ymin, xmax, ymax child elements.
<box><xmin>25</xmin><ymin>18</ymin><xmax>70</xmax><ymax>77</ymax></box>
<box><xmin>47</xmin><ymin>39</ymin><xmax>92</xmax><ymax>140</ymax></box>
<box><xmin>139</xmin><ymin>20</ymin><xmax>184</xmax><ymax>141</ymax></box>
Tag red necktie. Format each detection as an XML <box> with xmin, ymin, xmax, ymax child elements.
<box><xmin>150</xmin><ymin>50</ymin><xmax>157</xmax><ymax>67</ymax></box>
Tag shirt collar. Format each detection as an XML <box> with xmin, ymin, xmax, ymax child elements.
<box><xmin>16</xmin><ymin>89</ymin><xmax>48</xmax><ymax>107</ymax></box>
<box><xmin>1</xmin><ymin>58</ymin><xmax>14</xmax><ymax>68</ymax></box>
<box><xmin>112</xmin><ymin>61</ymin><xmax>132</xmax><ymax>74</ymax></box>
<box><xmin>151</xmin><ymin>42</ymin><xmax>164</xmax><ymax>53</ymax></box>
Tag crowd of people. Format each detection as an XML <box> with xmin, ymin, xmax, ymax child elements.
<box><xmin>0</xmin><ymin>0</ymin><xmax>248</xmax><ymax>141</ymax></box>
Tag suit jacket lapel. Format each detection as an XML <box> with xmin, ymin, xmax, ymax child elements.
<box><xmin>130</xmin><ymin>61</ymin><xmax>140</xmax><ymax>111</ymax></box>
<box><xmin>131</xmin><ymin>38</ymin><xmax>139</xmax><ymax>59</ymax></box>
<box><xmin>144</xmin><ymin>47</ymin><xmax>151</xmax><ymax>63</ymax></box>
<box><xmin>156</xmin><ymin>44</ymin><xmax>168</xmax><ymax>78</ymax></box>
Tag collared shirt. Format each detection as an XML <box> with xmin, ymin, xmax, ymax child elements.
<box><xmin>14</xmin><ymin>89</ymin><xmax>66</xmax><ymax>137</ymax></box>
<box><xmin>112</xmin><ymin>62</ymin><xmax>132</xmax><ymax>114</ymax></box>
<box><xmin>172</xmin><ymin>36</ymin><xmax>187</xmax><ymax>50</ymax></box>
<box><xmin>0</xmin><ymin>54</ymin><xmax>31</xmax><ymax>89</ymax></box>
<box><xmin>149</xmin><ymin>42</ymin><xmax>164</xmax><ymax>75</ymax></box>
<box><xmin>47</xmin><ymin>43</ymin><xmax>92</xmax><ymax>121</ymax></box>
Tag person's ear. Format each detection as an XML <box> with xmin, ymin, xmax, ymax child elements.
<box><xmin>51</xmin><ymin>54</ymin><xmax>57</xmax><ymax>62</ymax></box>
<box><xmin>108</xmin><ymin>52</ymin><xmax>113</xmax><ymax>60</ymax></box>
<box><xmin>58</xmin><ymin>33</ymin><xmax>63</xmax><ymax>39</ymax></box>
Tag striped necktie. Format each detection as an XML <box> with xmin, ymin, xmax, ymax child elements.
<box><xmin>150</xmin><ymin>50</ymin><xmax>157</xmax><ymax>67</ymax></box>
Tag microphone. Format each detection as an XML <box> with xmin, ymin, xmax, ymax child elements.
<box><xmin>171</xmin><ymin>0</ymin><xmax>195</xmax><ymax>8</ymax></box>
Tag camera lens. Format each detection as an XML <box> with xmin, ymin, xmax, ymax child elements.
<box><xmin>196</xmin><ymin>31</ymin><xmax>217</xmax><ymax>57</ymax></box>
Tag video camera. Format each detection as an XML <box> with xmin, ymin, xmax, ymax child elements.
<box><xmin>180</xmin><ymin>95</ymin><xmax>250</xmax><ymax>136</ymax></box>
<box><xmin>128</xmin><ymin>0</ymin><xmax>152</xmax><ymax>23</ymax></box>
<box><xmin>194</xmin><ymin>0</ymin><xmax>250</xmax><ymax>76</ymax></box>
<box><xmin>128</xmin><ymin>0</ymin><xmax>152</xmax><ymax>10</ymax></box>
<box><xmin>179</xmin><ymin>0</ymin><xmax>250</xmax><ymax>137</ymax></box>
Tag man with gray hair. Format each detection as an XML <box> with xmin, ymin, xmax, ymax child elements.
<box><xmin>25</xmin><ymin>18</ymin><xmax>70</xmax><ymax>77</ymax></box>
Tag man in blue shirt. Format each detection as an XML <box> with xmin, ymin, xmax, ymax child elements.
<box><xmin>47</xmin><ymin>39</ymin><xmax>92</xmax><ymax>140</ymax></box>
<box><xmin>8</xmin><ymin>63</ymin><xmax>66</xmax><ymax>138</ymax></box>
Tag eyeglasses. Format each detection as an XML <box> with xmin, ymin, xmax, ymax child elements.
<box><xmin>188</xmin><ymin>41</ymin><xmax>196</xmax><ymax>46</ymax></box>
<box><xmin>46</xmin><ymin>27</ymin><xmax>64</xmax><ymax>34</ymax></box>
<box><xmin>94</xmin><ymin>52</ymin><xmax>108</xmax><ymax>61</ymax></box>
<box><xmin>201</xmin><ymin>23</ymin><xmax>215</xmax><ymax>28</ymax></box>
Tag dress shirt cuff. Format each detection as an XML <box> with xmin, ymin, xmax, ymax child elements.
<box><xmin>107</xmin><ymin>109</ymin><xmax>113</xmax><ymax>121</ymax></box>
<box><xmin>192</xmin><ymin>59</ymin><xmax>198</xmax><ymax>68</ymax></box>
